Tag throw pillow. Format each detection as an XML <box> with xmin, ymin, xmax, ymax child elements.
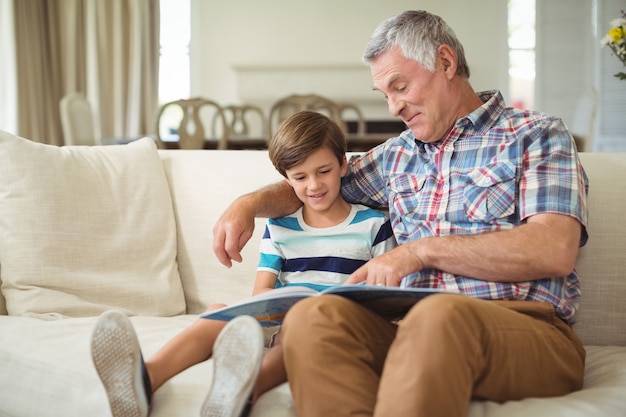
<box><xmin>0</xmin><ymin>131</ymin><xmax>186</xmax><ymax>317</ymax></box>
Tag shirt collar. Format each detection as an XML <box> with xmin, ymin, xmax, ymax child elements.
<box><xmin>398</xmin><ymin>89</ymin><xmax>507</xmax><ymax>151</ymax></box>
<box><xmin>462</xmin><ymin>90</ymin><xmax>506</xmax><ymax>134</ymax></box>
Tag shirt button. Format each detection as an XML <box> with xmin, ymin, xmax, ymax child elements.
<box><xmin>445</xmin><ymin>145</ymin><xmax>454</xmax><ymax>152</ymax></box>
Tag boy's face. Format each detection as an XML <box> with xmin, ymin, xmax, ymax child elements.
<box><xmin>284</xmin><ymin>146</ymin><xmax>347</xmax><ymax>216</ymax></box>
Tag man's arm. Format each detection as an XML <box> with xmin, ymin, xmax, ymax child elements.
<box><xmin>212</xmin><ymin>180</ymin><xmax>302</xmax><ymax>267</ymax></box>
<box><xmin>347</xmin><ymin>213</ymin><xmax>582</xmax><ymax>286</ymax></box>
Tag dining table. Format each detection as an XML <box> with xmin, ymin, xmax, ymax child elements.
<box><xmin>158</xmin><ymin>135</ymin><xmax>268</xmax><ymax>150</ymax></box>
<box><xmin>101</xmin><ymin>133</ymin><xmax>395</xmax><ymax>152</ymax></box>
<box><xmin>346</xmin><ymin>133</ymin><xmax>396</xmax><ymax>152</ymax></box>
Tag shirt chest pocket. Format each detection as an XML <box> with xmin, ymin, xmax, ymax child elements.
<box><xmin>463</xmin><ymin>161</ymin><xmax>517</xmax><ymax>222</ymax></box>
<box><xmin>388</xmin><ymin>174</ymin><xmax>431</xmax><ymax>217</ymax></box>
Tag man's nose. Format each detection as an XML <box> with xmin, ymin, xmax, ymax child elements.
<box><xmin>387</xmin><ymin>96</ymin><xmax>404</xmax><ymax>117</ymax></box>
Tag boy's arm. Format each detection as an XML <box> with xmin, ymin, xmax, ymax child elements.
<box><xmin>252</xmin><ymin>270</ymin><xmax>279</xmax><ymax>296</ymax></box>
<box><xmin>252</xmin><ymin>221</ymin><xmax>283</xmax><ymax>296</ymax></box>
<box><xmin>213</xmin><ymin>181</ymin><xmax>302</xmax><ymax>267</ymax></box>
<box><xmin>371</xmin><ymin>219</ymin><xmax>397</xmax><ymax>258</ymax></box>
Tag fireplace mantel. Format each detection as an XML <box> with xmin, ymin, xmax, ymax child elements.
<box><xmin>233</xmin><ymin>64</ymin><xmax>386</xmax><ymax>111</ymax></box>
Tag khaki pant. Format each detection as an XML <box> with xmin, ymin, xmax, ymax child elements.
<box><xmin>281</xmin><ymin>293</ymin><xmax>585</xmax><ymax>417</ymax></box>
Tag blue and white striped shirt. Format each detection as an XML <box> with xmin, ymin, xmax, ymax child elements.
<box><xmin>258</xmin><ymin>204</ymin><xmax>396</xmax><ymax>287</ymax></box>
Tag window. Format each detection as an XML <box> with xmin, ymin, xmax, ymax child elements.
<box><xmin>508</xmin><ymin>0</ymin><xmax>536</xmax><ymax>109</ymax></box>
<box><xmin>0</xmin><ymin>0</ymin><xmax>17</xmax><ymax>133</ymax></box>
<box><xmin>159</xmin><ymin>0</ymin><xmax>190</xmax><ymax>104</ymax></box>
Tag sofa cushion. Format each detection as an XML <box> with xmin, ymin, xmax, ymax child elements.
<box><xmin>3</xmin><ymin>315</ymin><xmax>623</xmax><ymax>417</ymax></box>
<box><xmin>0</xmin><ymin>132</ymin><xmax>185</xmax><ymax>317</ymax></box>
<box><xmin>0</xmin><ymin>315</ymin><xmax>208</xmax><ymax>417</ymax></box>
<box><xmin>571</xmin><ymin>153</ymin><xmax>626</xmax><ymax>346</ymax></box>
<box><xmin>159</xmin><ymin>150</ymin><xmax>284</xmax><ymax>314</ymax></box>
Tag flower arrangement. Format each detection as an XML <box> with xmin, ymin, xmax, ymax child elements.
<box><xmin>601</xmin><ymin>10</ymin><xmax>626</xmax><ymax>80</ymax></box>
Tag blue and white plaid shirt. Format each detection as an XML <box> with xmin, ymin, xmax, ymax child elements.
<box><xmin>341</xmin><ymin>90</ymin><xmax>589</xmax><ymax>324</ymax></box>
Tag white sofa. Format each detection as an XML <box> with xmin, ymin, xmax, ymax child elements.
<box><xmin>0</xmin><ymin>131</ymin><xmax>625</xmax><ymax>417</ymax></box>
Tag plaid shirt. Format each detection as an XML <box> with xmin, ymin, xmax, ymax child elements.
<box><xmin>342</xmin><ymin>90</ymin><xmax>589</xmax><ymax>324</ymax></box>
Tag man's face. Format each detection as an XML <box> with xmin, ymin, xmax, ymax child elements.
<box><xmin>370</xmin><ymin>46</ymin><xmax>455</xmax><ymax>143</ymax></box>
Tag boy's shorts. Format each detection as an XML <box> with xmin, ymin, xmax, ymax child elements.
<box><xmin>263</xmin><ymin>325</ymin><xmax>281</xmax><ymax>349</ymax></box>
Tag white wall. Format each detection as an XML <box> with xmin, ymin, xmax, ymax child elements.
<box><xmin>533</xmin><ymin>0</ymin><xmax>626</xmax><ymax>152</ymax></box>
<box><xmin>190</xmin><ymin>0</ymin><xmax>508</xmax><ymax>119</ymax></box>
<box><xmin>535</xmin><ymin>0</ymin><xmax>594</xmax><ymax>125</ymax></box>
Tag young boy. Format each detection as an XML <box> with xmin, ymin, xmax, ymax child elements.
<box><xmin>91</xmin><ymin>111</ymin><xmax>396</xmax><ymax>417</ymax></box>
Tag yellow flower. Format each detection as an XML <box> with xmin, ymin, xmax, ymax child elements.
<box><xmin>609</xmin><ymin>27</ymin><xmax>624</xmax><ymax>44</ymax></box>
<box><xmin>601</xmin><ymin>11</ymin><xmax>626</xmax><ymax>79</ymax></box>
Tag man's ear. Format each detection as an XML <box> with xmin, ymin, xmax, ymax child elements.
<box><xmin>437</xmin><ymin>44</ymin><xmax>458</xmax><ymax>80</ymax></box>
<box><xmin>284</xmin><ymin>177</ymin><xmax>295</xmax><ymax>189</ymax></box>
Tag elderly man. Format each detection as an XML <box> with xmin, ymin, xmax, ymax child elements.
<box><xmin>213</xmin><ymin>10</ymin><xmax>588</xmax><ymax>417</ymax></box>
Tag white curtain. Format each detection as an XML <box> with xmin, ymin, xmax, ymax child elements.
<box><xmin>84</xmin><ymin>0</ymin><xmax>160</xmax><ymax>140</ymax></box>
<box><xmin>12</xmin><ymin>0</ymin><xmax>159</xmax><ymax>145</ymax></box>
<box><xmin>0</xmin><ymin>0</ymin><xmax>17</xmax><ymax>135</ymax></box>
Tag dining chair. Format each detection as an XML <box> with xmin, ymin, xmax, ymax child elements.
<box><xmin>59</xmin><ymin>92</ymin><xmax>98</xmax><ymax>146</ymax></box>
<box><xmin>338</xmin><ymin>102</ymin><xmax>366</xmax><ymax>136</ymax></box>
<box><xmin>156</xmin><ymin>98</ymin><xmax>229</xmax><ymax>149</ymax></box>
<box><xmin>217</xmin><ymin>104</ymin><xmax>266</xmax><ymax>138</ymax></box>
<box><xmin>267</xmin><ymin>94</ymin><xmax>346</xmax><ymax>138</ymax></box>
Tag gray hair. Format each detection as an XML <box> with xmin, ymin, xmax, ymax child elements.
<box><xmin>362</xmin><ymin>10</ymin><xmax>470</xmax><ymax>78</ymax></box>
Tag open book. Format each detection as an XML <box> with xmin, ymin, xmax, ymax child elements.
<box><xmin>200</xmin><ymin>283</ymin><xmax>450</xmax><ymax>326</ymax></box>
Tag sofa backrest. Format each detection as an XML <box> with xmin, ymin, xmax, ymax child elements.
<box><xmin>159</xmin><ymin>150</ymin><xmax>283</xmax><ymax>314</ymax></box>
<box><xmin>572</xmin><ymin>152</ymin><xmax>626</xmax><ymax>346</ymax></box>
<box><xmin>2</xmin><ymin>148</ymin><xmax>619</xmax><ymax>347</ymax></box>
<box><xmin>160</xmin><ymin>150</ymin><xmax>625</xmax><ymax>347</ymax></box>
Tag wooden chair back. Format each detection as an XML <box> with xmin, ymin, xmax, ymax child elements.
<box><xmin>156</xmin><ymin>98</ymin><xmax>229</xmax><ymax>149</ymax></box>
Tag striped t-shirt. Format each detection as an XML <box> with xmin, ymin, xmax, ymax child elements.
<box><xmin>258</xmin><ymin>204</ymin><xmax>396</xmax><ymax>287</ymax></box>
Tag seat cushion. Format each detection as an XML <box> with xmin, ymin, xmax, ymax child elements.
<box><xmin>0</xmin><ymin>132</ymin><xmax>185</xmax><ymax>317</ymax></box>
<box><xmin>0</xmin><ymin>315</ymin><xmax>296</xmax><ymax>417</ymax></box>
<box><xmin>1</xmin><ymin>315</ymin><xmax>625</xmax><ymax>417</ymax></box>
<box><xmin>467</xmin><ymin>345</ymin><xmax>626</xmax><ymax>416</ymax></box>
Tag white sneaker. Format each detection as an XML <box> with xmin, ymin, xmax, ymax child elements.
<box><xmin>200</xmin><ymin>315</ymin><xmax>264</xmax><ymax>417</ymax></box>
<box><xmin>91</xmin><ymin>310</ymin><xmax>151</xmax><ymax>417</ymax></box>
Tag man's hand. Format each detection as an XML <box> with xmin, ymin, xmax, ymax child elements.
<box><xmin>346</xmin><ymin>244</ymin><xmax>425</xmax><ymax>287</ymax></box>
<box><xmin>212</xmin><ymin>198</ymin><xmax>256</xmax><ymax>268</ymax></box>
<box><xmin>212</xmin><ymin>181</ymin><xmax>303</xmax><ymax>268</ymax></box>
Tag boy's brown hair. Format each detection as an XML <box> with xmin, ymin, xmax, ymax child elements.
<box><xmin>268</xmin><ymin>111</ymin><xmax>347</xmax><ymax>177</ymax></box>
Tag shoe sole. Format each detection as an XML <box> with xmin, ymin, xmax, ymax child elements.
<box><xmin>91</xmin><ymin>311</ymin><xmax>149</xmax><ymax>417</ymax></box>
<box><xmin>201</xmin><ymin>315</ymin><xmax>264</xmax><ymax>417</ymax></box>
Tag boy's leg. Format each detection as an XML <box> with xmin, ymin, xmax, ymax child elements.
<box><xmin>92</xmin><ymin>305</ymin><xmax>229</xmax><ymax>417</ymax></box>
<box><xmin>374</xmin><ymin>294</ymin><xmax>586</xmax><ymax>417</ymax></box>
<box><xmin>146</xmin><ymin>304</ymin><xmax>228</xmax><ymax>391</ymax></box>
<box><xmin>201</xmin><ymin>315</ymin><xmax>265</xmax><ymax>417</ymax></box>
<box><xmin>91</xmin><ymin>310</ymin><xmax>152</xmax><ymax>417</ymax></box>
<box><xmin>251</xmin><ymin>344</ymin><xmax>287</xmax><ymax>403</ymax></box>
